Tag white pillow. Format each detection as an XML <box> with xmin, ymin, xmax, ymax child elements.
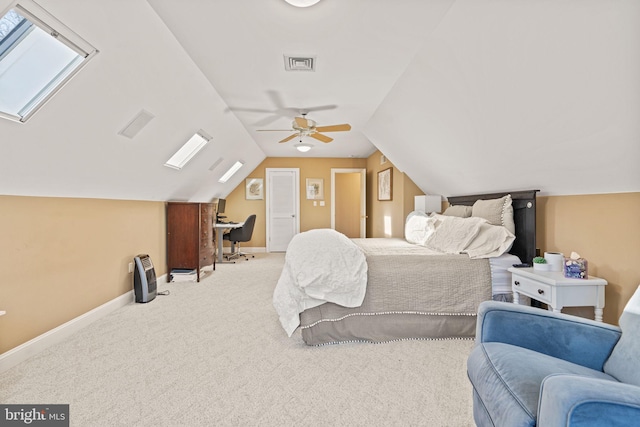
<box><xmin>442</xmin><ymin>205</ymin><xmax>473</xmax><ymax>218</ymax></box>
<box><xmin>464</xmin><ymin>223</ymin><xmax>516</xmax><ymax>259</ymax></box>
<box><xmin>424</xmin><ymin>216</ymin><xmax>486</xmax><ymax>254</ymax></box>
<box><xmin>472</xmin><ymin>194</ymin><xmax>515</xmax><ymax>234</ymax></box>
<box><xmin>405</xmin><ymin>211</ymin><xmax>436</xmax><ymax>245</ymax></box>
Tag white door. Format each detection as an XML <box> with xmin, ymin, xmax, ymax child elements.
<box><xmin>331</xmin><ymin>168</ymin><xmax>366</xmax><ymax>238</ymax></box>
<box><xmin>266</xmin><ymin>168</ymin><xmax>300</xmax><ymax>252</ymax></box>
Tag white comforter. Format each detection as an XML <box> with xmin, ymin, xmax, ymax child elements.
<box><xmin>273</xmin><ymin>229</ymin><xmax>368</xmax><ymax>336</ymax></box>
<box><xmin>406</xmin><ymin>213</ymin><xmax>515</xmax><ymax>259</ymax></box>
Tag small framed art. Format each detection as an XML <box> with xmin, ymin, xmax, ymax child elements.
<box><xmin>245</xmin><ymin>178</ymin><xmax>263</xmax><ymax>200</ymax></box>
<box><xmin>377</xmin><ymin>167</ymin><xmax>392</xmax><ymax>201</ymax></box>
<box><xmin>306</xmin><ymin>178</ymin><xmax>324</xmax><ymax>200</ymax></box>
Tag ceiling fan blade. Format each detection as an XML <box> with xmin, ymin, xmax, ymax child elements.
<box><xmin>310</xmin><ymin>133</ymin><xmax>333</xmax><ymax>143</ymax></box>
<box><xmin>302</xmin><ymin>104</ymin><xmax>338</xmax><ymax>113</ymax></box>
<box><xmin>279</xmin><ymin>134</ymin><xmax>298</xmax><ymax>143</ymax></box>
<box><xmin>315</xmin><ymin>124</ymin><xmax>351</xmax><ymax>133</ymax></box>
<box><xmin>265</xmin><ymin>89</ymin><xmax>286</xmax><ymax>110</ymax></box>
<box><xmin>294</xmin><ymin>116</ymin><xmax>309</xmax><ymax>128</ymax></box>
<box><xmin>225</xmin><ymin>106</ymin><xmax>273</xmax><ymax>114</ymax></box>
<box><xmin>253</xmin><ymin>114</ymin><xmax>283</xmax><ymax>127</ymax></box>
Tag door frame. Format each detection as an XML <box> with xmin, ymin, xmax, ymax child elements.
<box><xmin>265</xmin><ymin>168</ymin><xmax>300</xmax><ymax>252</ymax></box>
<box><xmin>331</xmin><ymin>168</ymin><xmax>366</xmax><ymax>238</ymax></box>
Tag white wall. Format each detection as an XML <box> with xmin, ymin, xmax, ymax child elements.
<box><xmin>0</xmin><ymin>0</ymin><xmax>266</xmax><ymax>202</ymax></box>
<box><xmin>365</xmin><ymin>0</ymin><xmax>640</xmax><ymax>197</ymax></box>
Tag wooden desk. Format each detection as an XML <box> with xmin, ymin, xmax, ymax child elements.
<box><xmin>213</xmin><ymin>222</ymin><xmax>244</xmax><ymax>263</ymax></box>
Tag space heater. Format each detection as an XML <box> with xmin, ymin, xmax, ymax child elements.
<box><xmin>133</xmin><ymin>254</ymin><xmax>157</xmax><ymax>303</ymax></box>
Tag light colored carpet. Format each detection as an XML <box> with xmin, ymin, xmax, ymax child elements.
<box><xmin>0</xmin><ymin>253</ymin><xmax>475</xmax><ymax>426</ymax></box>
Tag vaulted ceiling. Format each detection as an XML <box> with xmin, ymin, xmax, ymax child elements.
<box><xmin>1</xmin><ymin>0</ymin><xmax>638</xmax><ymax>202</ymax></box>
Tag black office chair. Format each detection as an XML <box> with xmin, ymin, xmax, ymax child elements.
<box><xmin>223</xmin><ymin>214</ymin><xmax>256</xmax><ymax>261</ymax></box>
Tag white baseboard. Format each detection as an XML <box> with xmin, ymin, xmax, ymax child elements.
<box><xmin>0</xmin><ymin>274</ymin><xmax>165</xmax><ymax>373</ymax></box>
<box><xmin>218</xmin><ymin>247</ymin><xmax>268</xmax><ymax>258</ymax></box>
<box><xmin>238</xmin><ymin>247</ymin><xmax>266</xmax><ymax>253</ymax></box>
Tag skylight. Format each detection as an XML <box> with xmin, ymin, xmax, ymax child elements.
<box><xmin>0</xmin><ymin>1</ymin><xmax>98</xmax><ymax>123</ymax></box>
<box><xmin>164</xmin><ymin>131</ymin><xmax>211</xmax><ymax>170</ymax></box>
<box><xmin>218</xmin><ymin>161</ymin><xmax>244</xmax><ymax>183</ymax></box>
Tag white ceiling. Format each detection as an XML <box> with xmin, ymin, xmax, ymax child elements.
<box><xmin>146</xmin><ymin>0</ymin><xmax>455</xmax><ymax>160</ymax></box>
<box><xmin>1</xmin><ymin>0</ymin><xmax>638</xmax><ymax>202</ymax></box>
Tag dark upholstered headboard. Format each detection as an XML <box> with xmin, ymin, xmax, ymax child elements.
<box><xmin>447</xmin><ymin>190</ymin><xmax>539</xmax><ymax>264</ymax></box>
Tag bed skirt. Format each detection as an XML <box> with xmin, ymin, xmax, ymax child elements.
<box><xmin>300</xmin><ymin>311</ymin><xmax>477</xmax><ymax>345</ymax></box>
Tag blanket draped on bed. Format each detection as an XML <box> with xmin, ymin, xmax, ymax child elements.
<box><xmin>273</xmin><ymin>229</ymin><xmax>368</xmax><ymax>336</ymax></box>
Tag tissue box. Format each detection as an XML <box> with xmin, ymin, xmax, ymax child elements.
<box><xmin>564</xmin><ymin>257</ymin><xmax>588</xmax><ymax>279</ymax></box>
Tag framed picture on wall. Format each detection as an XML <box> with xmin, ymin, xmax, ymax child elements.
<box><xmin>306</xmin><ymin>178</ymin><xmax>324</xmax><ymax>200</ymax></box>
<box><xmin>377</xmin><ymin>167</ymin><xmax>392</xmax><ymax>201</ymax></box>
<box><xmin>245</xmin><ymin>178</ymin><xmax>263</xmax><ymax>200</ymax></box>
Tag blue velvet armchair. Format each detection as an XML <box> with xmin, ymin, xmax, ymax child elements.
<box><xmin>467</xmin><ymin>285</ymin><xmax>640</xmax><ymax>426</ymax></box>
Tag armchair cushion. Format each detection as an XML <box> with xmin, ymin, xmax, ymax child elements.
<box><xmin>538</xmin><ymin>375</ymin><xmax>640</xmax><ymax>427</ymax></box>
<box><xmin>468</xmin><ymin>343</ymin><xmax>617</xmax><ymax>427</ymax></box>
<box><xmin>604</xmin><ymin>285</ymin><xmax>640</xmax><ymax>387</ymax></box>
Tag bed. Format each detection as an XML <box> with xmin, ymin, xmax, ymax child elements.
<box><xmin>273</xmin><ymin>190</ymin><xmax>539</xmax><ymax>345</ymax></box>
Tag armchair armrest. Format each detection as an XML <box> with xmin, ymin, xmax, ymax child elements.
<box><xmin>477</xmin><ymin>301</ymin><xmax>621</xmax><ymax>370</ymax></box>
<box><xmin>538</xmin><ymin>375</ymin><xmax>640</xmax><ymax>427</ymax></box>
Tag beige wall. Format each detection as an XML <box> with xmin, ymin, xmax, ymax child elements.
<box><xmin>0</xmin><ymin>196</ymin><xmax>166</xmax><ymax>354</ymax></box>
<box><xmin>366</xmin><ymin>150</ymin><xmax>424</xmax><ymax>238</ymax></box>
<box><xmin>223</xmin><ymin>153</ymin><xmax>423</xmax><ymax>244</ymax></box>
<box><xmin>222</xmin><ymin>157</ymin><xmax>367</xmax><ymax>247</ymax></box>
<box><xmin>537</xmin><ymin>193</ymin><xmax>640</xmax><ymax>324</ymax></box>
<box><xmin>2</xmin><ymin>176</ymin><xmax>637</xmax><ymax>355</ymax></box>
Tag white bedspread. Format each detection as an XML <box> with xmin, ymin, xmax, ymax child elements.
<box><xmin>410</xmin><ymin>214</ymin><xmax>516</xmax><ymax>259</ymax></box>
<box><xmin>272</xmin><ymin>229</ymin><xmax>368</xmax><ymax>336</ymax></box>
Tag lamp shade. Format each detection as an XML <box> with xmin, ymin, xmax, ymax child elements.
<box><xmin>414</xmin><ymin>195</ymin><xmax>441</xmax><ymax>213</ymax></box>
<box><xmin>295</xmin><ymin>143</ymin><xmax>312</xmax><ymax>152</ymax></box>
<box><xmin>284</xmin><ymin>0</ymin><xmax>322</xmax><ymax>7</ymax></box>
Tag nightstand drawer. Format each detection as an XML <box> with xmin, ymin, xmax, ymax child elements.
<box><xmin>512</xmin><ymin>276</ymin><xmax>552</xmax><ymax>304</ymax></box>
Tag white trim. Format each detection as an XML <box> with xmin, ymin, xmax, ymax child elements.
<box><xmin>0</xmin><ymin>272</ymin><xmax>168</xmax><ymax>373</ymax></box>
<box><xmin>265</xmin><ymin>168</ymin><xmax>300</xmax><ymax>252</ymax></box>
<box><xmin>12</xmin><ymin>0</ymin><xmax>97</xmax><ymax>55</ymax></box>
<box><xmin>233</xmin><ymin>247</ymin><xmax>266</xmax><ymax>253</ymax></box>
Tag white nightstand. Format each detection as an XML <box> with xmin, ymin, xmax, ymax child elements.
<box><xmin>508</xmin><ymin>267</ymin><xmax>607</xmax><ymax>322</ymax></box>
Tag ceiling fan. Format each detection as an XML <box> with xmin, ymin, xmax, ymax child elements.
<box><xmin>226</xmin><ymin>90</ymin><xmax>337</xmax><ymax>127</ymax></box>
<box><xmin>257</xmin><ymin>113</ymin><xmax>351</xmax><ymax>144</ymax></box>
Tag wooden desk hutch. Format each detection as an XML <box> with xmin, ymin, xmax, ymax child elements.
<box><xmin>166</xmin><ymin>202</ymin><xmax>215</xmax><ymax>282</ymax></box>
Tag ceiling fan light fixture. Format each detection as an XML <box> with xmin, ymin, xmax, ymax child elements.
<box><xmin>295</xmin><ymin>142</ymin><xmax>313</xmax><ymax>153</ymax></box>
<box><xmin>283</xmin><ymin>0</ymin><xmax>322</xmax><ymax>7</ymax></box>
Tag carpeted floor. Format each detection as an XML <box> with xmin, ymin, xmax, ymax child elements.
<box><xmin>0</xmin><ymin>253</ymin><xmax>475</xmax><ymax>426</ymax></box>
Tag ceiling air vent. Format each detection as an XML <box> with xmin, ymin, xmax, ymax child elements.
<box><xmin>284</xmin><ymin>55</ymin><xmax>316</xmax><ymax>72</ymax></box>
<box><xmin>118</xmin><ymin>109</ymin><xmax>155</xmax><ymax>139</ymax></box>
